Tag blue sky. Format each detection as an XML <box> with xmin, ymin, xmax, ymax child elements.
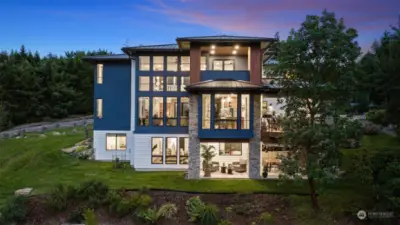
<box><xmin>1</xmin><ymin>0</ymin><xmax>399</xmax><ymax>55</ymax></box>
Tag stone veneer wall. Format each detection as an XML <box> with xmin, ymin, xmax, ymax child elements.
<box><xmin>187</xmin><ymin>94</ymin><xmax>200</xmax><ymax>179</ymax></box>
<box><xmin>249</xmin><ymin>94</ymin><xmax>261</xmax><ymax>179</ymax></box>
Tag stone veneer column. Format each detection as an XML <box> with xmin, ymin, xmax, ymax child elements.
<box><xmin>249</xmin><ymin>94</ymin><xmax>261</xmax><ymax>179</ymax></box>
<box><xmin>187</xmin><ymin>94</ymin><xmax>200</xmax><ymax>179</ymax></box>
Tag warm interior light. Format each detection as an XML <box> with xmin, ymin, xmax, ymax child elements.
<box><xmin>232</xmin><ymin>50</ymin><xmax>237</xmax><ymax>54</ymax></box>
<box><xmin>211</xmin><ymin>45</ymin><xmax>216</xmax><ymax>49</ymax></box>
<box><xmin>235</xmin><ymin>45</ymin><xmax>239</xmax><ymax>49</ymax></box>
<box><xmin>210</xmin><ymin>50</ymin><xmax>215</xmax><ymax>54</ymax></box>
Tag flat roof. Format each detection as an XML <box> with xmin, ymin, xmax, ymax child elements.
<box><xmin>82</xmin><ymin>54</ymin><xmax>131</xmax><ymax>63</ymax></box>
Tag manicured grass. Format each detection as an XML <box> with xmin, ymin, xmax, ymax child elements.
<box><xmin>0</xmin><ymin>127</ymin><xmax>308</xmax><ymax>206</ymax></box>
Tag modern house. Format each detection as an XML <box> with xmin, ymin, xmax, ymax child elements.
<box><xmin>84</xmin><ymin>35</ymin><xmax>287</xmax><ymax>179</ymax></box>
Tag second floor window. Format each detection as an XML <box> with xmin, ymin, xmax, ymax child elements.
<box><xmin>180</xmin><ymin>97</ymin><xmax>189</xmax><ymax>126</ymax></box>
<box><xmin>213</xmin><ymin>59</ymin><xmax>234</xmax><ymax>71</ymax></box>
<box><xmin>166</xmin><ymin>76</ymin><xmax>178</xmax><ymax>91</ymax></box>
<box><xmin>167</xmin><ymin>56</ymin><xmax>178</xmax><ymax>71</ymax></box>
<box><xmin>153</xmin><ymin>76</ymin><xmax>164</xmax><ymax>91</ymax></box>
<box><xmin>214</xmin><ymin>94</ymin><xmax>238</xmax><ymax>129</ymax></box>
<box><xmin>96</xmin><ymin>99</ymin><xmax>103</xmax><ymax>118</ymax></box>
<box><xmin>139</xmin><ymin>76</ymin><xmax>150</xmax><ymax>91</ymax></box>
<box><xmin>181</xmin><ymin>56</ymin><xmax>190</xmax><ymax>71</ymax></box>
<box><xmin>166</xmin><ymin>97</ymin><xmax>177</xmax><ymax>126</ymax></box>
<box><xmin>152</xmin><ymin>97</ymin><xmax>163</xmax><ymax>126</ymax></box>
<box><xmin>139</xmin><ymin>56</ymin><xmax>150</xmax><ymax>71</ymax></box>
<box><xmin>181</xmin><ymin>76</ymin><xmax>189</xmax><ymax>92</ymax></box>
<box><xmin>153</xmin><ymin>56</ymin><xmax>164</xmax><ymax>71</ymax></box>
<box><xmin>201</xmin><ymin>56</ymin><xmax>207</xmax><ymax>70</ymax></box>
<box><xmin>97</xmin><ymin>64</ymin><xmax>103</xmax><ymax>84</ymax></box>
<box><xmin>138</xmin><ymin>97</ymin><xmax>149</xmax><ymax>126</ymax></box>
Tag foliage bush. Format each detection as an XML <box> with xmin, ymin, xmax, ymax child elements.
<box><xmin>366</xmin><ymin>109</ymin><xmax>389</xmax><ymax>126</ymax></box>
<box><xmin>198</xmin><ymin>204</ymin><xmax>220</xmax><ymax>225</ymax></box>
<box><xmin>131</xmin><ymin>193</ymin><xmax>152</xmax><ymax>211</ymax></box>
<box><xmin>363</xmin><ymin>123</ymin><xmax>380</xmax><ymax>135</ymax></box>
<box><xmin>0</xmin><ymin>196</ymin><xmax>28</xmax><ymax>225</ymax></box>
<box><xmin>218</xmin><ymin>219</ymin><xmax>232</xmax><ymax>225</ymax></box>
<box><xmin>66</xmin><ymin>208</ymin><xmax>84</xmax><ymax>223</ymax></box>
<box><xmin>83</xmin><ymin>208</ymin><xmax>98</xmax><ymax>225</ymax></box>
<box><xmin>157</xmin><ymin>203</ymin><xmax>178</xmax><ymax>219</ymax></box>
<box><xmin>48</xmin><ymin>183</ymin><xmax>77</xmax><ymax>211</ymax></box>
<box><xmin>186</xmin><ymin>196</ymin><xmax>205</xmax><ymax>222</ymax></box>
<box><xmin>256</xmin><ymin>212</ymin><xmax>274</xmax><ymax>225</ymax></box>
<box><xmin>136</xmin><ymin>207</ymin><xmax>160</xmax><ymax>225</ymax></box>
<box><xmin>77</xmin><ymin>180</ymin><xmax>109</xmax><ymax>208</ymax></box>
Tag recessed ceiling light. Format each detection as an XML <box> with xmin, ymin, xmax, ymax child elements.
<box><xmin>235</xmin><ymin>45</ymin><xmax>239</xmax><ymax>49</ymax></box>
<box><xmin>232</xmin><ymin>50</ymin><xmax>237</xmax><ymax>54</ymax></box>
<box><xmin>211</xmin><ymin>45</ymin><xmax>216</xmax><ymax>49</ymax></box>
<box><xmin>210</xmin><ymin>50</ymin><xmax>215</xmax><ymax>54</ymax></box>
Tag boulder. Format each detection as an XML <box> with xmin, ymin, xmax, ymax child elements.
<box><xmin>52</xmin><ymin>131</ymin><xmax>61</xmax><ymax>136</ymax></box>
<box><xmin>39</xmin><ymin>134</ymin><xmax>46</xmax><ymax>138</ymax></box>
<box><xmin>15</xmin><ymin>188</ymin><xmax>33</xmax><ymax>196</ymax></box>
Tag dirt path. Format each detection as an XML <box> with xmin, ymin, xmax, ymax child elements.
<box><xmin>0</xmin><ymin>116</ymin><xmax>93</xmax><ymax>138</ymax></box>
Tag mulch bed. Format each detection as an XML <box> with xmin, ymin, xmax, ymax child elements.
<box><xmin>24</xmin><ymin>190</ymin><xmax>296</xmax><ymax>225</ymax></box>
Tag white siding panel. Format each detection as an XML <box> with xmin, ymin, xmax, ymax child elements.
<box><xmin>93</xmin><ymin>130</ymin><xmax>132</xmax><ymax>161</ymax></box>
<box><xmin>133</xmin><ymin>134</ymin><xmax>189</xmax><ymax>171</ymax></box>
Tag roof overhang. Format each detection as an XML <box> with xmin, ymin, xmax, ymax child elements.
<box><xmin>121</xmin><ymin>44</ymin><xmax>183</xmax><ymax>56</ymax></box>
<box><xmin>82</xmin><ymin>54</ymin><xmax>131</xmax><ymax>63</ymax></box>
<box><xmin>185</xmin><ymin>79</ymin><xmax>279</xmax><ymax>93</ymax></box>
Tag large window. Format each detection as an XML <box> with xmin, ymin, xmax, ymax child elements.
<box><xmin>213</xmin><ymin>59</ymin><xmax>234</xmax><ymax>71</ymax></box>
<box><xmin>181</xmin><ymin>76</ymin><xmax>189</xmax><ymax>92</ymax></box>
<box><xmin>180</xmin><ymin>97</ymin><xmax>189</xmax><ymax>126</ymax></box>
<box><xmin>153</xmin><ymin>56</ymin><xmax>164</xmax><ymax>71</ymax></box>
<box><xmin>214</xmin><ymin>94</ymin><xmax>237</xmax><ymax>129</ymax></box>
<box><xmin>200</xmin><ymin>56</ymin><xmax>207</xmax><ymax>70</ymax></box>
<box><xmin>181</xmin><ymin>56</ymin><xmax>190</xmax><ymax>71</ymax></box>
<box><xmin>152</xmin><ymin>97</ymin><xmax>163</xmax><ymax>126</ymax></box>
<box><xmin>138</xmin><ymin>97</ymin><xmax>149</xmax><ymax>126</ymax></box>
<box><xmin>166</xmin><ymin>76</ymin><xmax>178</xmax><ymax>91</ymax></box>
<box><xmin>139</xmin><ymin>76</ymin><xmax>150</xmax><ymax>91</ymax></box>
<box><xmin>106</xmin><ymin>134</ymin><xmax>126</xmax><ymax>150</ymax></box>
<box><xmin>97</xmin><ymin>64</ymin><xmax>103</xmax><ymax>84</ymax></box>
<box><xmin>139</xmin><ymin>56</ymin><xmax>150</xmax><ymax>71</ymax></box>
<box><xmin>165</xmin><ymin>137</ymin><xmax>177</xmax><ymax>164</ymax></box>
<box><xmin>202</xmin><ymin>94</ymin><xmax>211</xmax><ymax>129</ymax></box>
<box><xmin>151</xmin><ymin>138</ymin><xmax>163</xmax><ymax>164</ymax></box>
<box><xmin>241</xmin><ymin>94</ymin><xmax>250</xmax><ymax>129</ymax></box>
<box><xmin>219</xmin><ymin>142</ymin><xmax>242</xmax><ymax>155</ymax></box>
<box><xmin>166</xmin><ymin>97</ymin><xmax>177</xmax><ymax>126</ymax></box>
<box><xmin>179</xmin><ymin>137</ymin><xmax>189</xmax><ymax>164</ymax></box>
<box><xmin>96</xmin><ymin>99</ymin><xmax>103</xmax><ymax>118</ymax></box>
<box><xmin>167</xmin><ymin>56</ymin><xmax>178</xmax><ymax>71</ymax></box>
<box><xmin>153</xmin><ymin>76</ymin><xmax>164</xmax><ymax>91</ymax></box>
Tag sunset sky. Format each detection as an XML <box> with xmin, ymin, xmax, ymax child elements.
<box><xmin>1</xmin><ymin>0</ymin><xmax>399</xmax><ymax>55</ymax></box>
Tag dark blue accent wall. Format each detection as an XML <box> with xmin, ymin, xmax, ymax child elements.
<box><xmin>94</xmin><ymin>62</ymin><xmax>131</xmax><ymax>131</ymax></box>
<box><xmin>200</xmin><ymin>71</ymin><xmax>250</xmax><ymax>81</ymax></box>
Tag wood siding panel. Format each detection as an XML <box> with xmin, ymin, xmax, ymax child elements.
<box><xmin>249</xmin><ymin>44</ymin><xmax>261</xmax><ymax>84</ymax></box>
<box><xmin>190</xmin><ymin>45</ymin><xmax>201</xmax><ymax>84</ymax></box>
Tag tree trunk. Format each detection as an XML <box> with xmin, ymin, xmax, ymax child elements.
<box><xmin>308</xmin><ymin>177</ymin><xmax>320</xmax><ymax>211</ymax></box>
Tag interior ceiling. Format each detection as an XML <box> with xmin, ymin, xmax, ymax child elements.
<box><xmin>200</xmin><ymin>46</ymin><xmax>248</xmax><ymax>55</ymax></box>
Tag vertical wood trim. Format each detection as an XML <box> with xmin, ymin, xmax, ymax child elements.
<box><xmin>249</xmin><ymin>44</ymin><xmax>261</xmax><ymax>84</ymax></box>
<box><xmin>190</xmin><ymin>45</ymin><xmax>201</xmax><ymax>84</ymax></box>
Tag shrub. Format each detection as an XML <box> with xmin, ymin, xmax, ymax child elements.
<box><xmin>77</xmin><ymin>180</ymin><xmax>109</xmax><ymax>208</ymax></box>
<box><xmin>186</xmin><ymin>196</ymin><xmax>205</xmax><ymax>222</ymax></box>
<box><xmin>0</xmin><ymin>196</ymin><xmax>28</xmax><ymax>225</ymax></box>
<box><xmin>199</xmin><ymin>204</ymin><xmax>220</xmax><ymax>225</ymax></box>
<box><xmin>366</xmin><ymin>109</ymin><xmax>389</xmax><ymax>126</ymax></box>
<box><xmin>136</xmin><ymin>207</ymin><xmax>160</xmax><ymax>224</ymax></box>
<box><xmin>66</xmin><ymin>208</ymin><xmax>84</xmax><ymax>223</ymax></box>
<box><xmin>131</xmin><ymin>193</ymin><xmax>152</xmax><ymax>211</ymax></box>
<box><xmin>83</xmin><ymin>208</ymin><xmax>98</xmax><ymax>225</ymax></box>
<box><xmin>257</xmin><ymin>212</ymin><xmax>274</xmax><ymax>225</ymax></box>
<box><xmin>363</xmin><ymin>123</ymin><xmax>380</xmax><ymax>135</ymax></box>
<box><xmin>158</xmin><ymin>203</ymin><xmax>177</xmax><ymax>219</ymax></box>
<box><xmin>138</xmin><ymin>186</ymin><xmax>150</xmax><ymax>195</ymax></box>
<box><xmin>218</xmin><ymin>219</ymin><xmax>232</xmax><ymax>225</ymax></box>
<box><xmin>48</xmin><ymin>184</ymin><xmax>76</xmax><ymax>211</ymax></box>
<box><xmin>232</xmin><ymin>203</ymin><xmax>253</xmax><ymax>216</ymax></box>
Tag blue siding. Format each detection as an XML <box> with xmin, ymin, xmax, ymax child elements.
<box><xmin>94</xmin><ymin>62</ymin><xmax>131</xmax><ymax>131</ymax></box>
<box><xmin>200</xmin><ymin>71</ymin><xmax>250</xmax><ymax>81</ymax></box>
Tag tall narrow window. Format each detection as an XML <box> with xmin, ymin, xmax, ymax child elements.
<box><xmin>167</xmin><ymin>56</ymin><xmax>178</xmax><ymax>71</ymax></box>
<box><xmin>166</xmin><ymin>76</ymin><xmax>178</xmax><ymax>91</ymax></box>
<box><xmin>153</xmin><ymin>56</ymin><xmax>164</xmax><ymax>71</ymax></box>
<box><xmin>181</xmin><ymin>56</ymin><xmax>190</xmax><ymax>71</ymax></box>
<box><xmin>180</xmin><ymin>76</ymin><xmax>189</xmax><ymax>92</ymax></box>
<box><xmin>151</xmin><ymin>138</ymin><xmax>163</xmax><ymax>164</ymax></box>
<box><xmin>152</xmin><ymin>97</ymin><xmax>163</xmax><ymax>126</ymax></box>
<box><xmin>180</xmin><ymin>97</ymin><xmax>189</xmax><ymax>126</ymax></box>
<box><xmin>139</xmin><ymin>76</ymin><xmax>150</xmax><ymax>91</ymax></box>
<box><xmin>153</xmin><ymin>76</ymin><xmax>164</xmax><ymax>91</ymax></box>
<box><xmin>202</xmin><ymin>94</ymin><xmax>211</xmax><ymax>129</ymax></box>
<box><xmin>97</xmin><ymin>64</ymin><xmax>103</xmax><ymax>84</ymax></box>
<box><xmin>214</xmin><ymin>94</ymin><xmax>238</xmax><ymax>129</ymax></box>
<box><xmin>166</xmin><ymin>97</ymin><xmax>177</xmax><ymax>126</ymax></box>
<box><xmin>106</xmin><ymin>134</ymin><xmax>127</xmax><ymax>150</ymax></box>
<box><xmin>138</xmin><ymin>97</ymin><xmax>149</xmax><ymax>126</ymax></box>
<box><xmin>241</xmin><ymin>94</ymin><xmax>250</xmax><ymax>129</ymax></box>
<box><xmin>139</xmin><ymin>56</ymin><xmax>150</xmax><ymax>71</ymax></box>
<box><xmin>165</xmin><ymin>137</ymin><xmax>177</xmax><ymax>164</ymax></box>
<box><xmin>179</xmin><ymin>137</ymin><xmax>189</xmax><ymax>164</ymax></box>
<box><xmin>96</xmin><ymin>99</ymin><xmax>103</xmax><ymax>118</ymax></box>
<box><xmin>200</xmin><ymin>56</ymin><xmax>207</xmax><ymax>70</ymax></box>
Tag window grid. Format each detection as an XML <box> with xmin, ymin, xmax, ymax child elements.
<box><xmin>151</xmin><ymin>137</ymin><xmax>189</xmax><ymax>165</ymax></box>
<box><xmin>106</xmin><ymin>134</ymin><xmax>127</xmax><ymax>151</ymax></box>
